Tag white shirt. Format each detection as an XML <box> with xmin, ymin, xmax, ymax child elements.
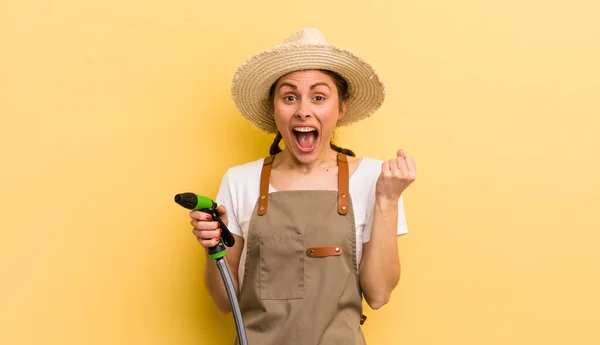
<box><xmin>216</xmin><ymin>157</ymin><xmax>408</xmax><ymax>285</ymax></box>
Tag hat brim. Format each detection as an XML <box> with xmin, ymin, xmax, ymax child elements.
<box><xmin>231</xmin><ymin>44</ymin><xmax>386</xmax><ymax>133</ymax></box>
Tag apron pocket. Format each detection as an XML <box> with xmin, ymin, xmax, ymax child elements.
<box><xmin>259</xmin><ymin>235</ymin><xmax>304</xmax><ymax>300</ymax></box>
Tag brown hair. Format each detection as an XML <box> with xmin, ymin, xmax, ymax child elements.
<box><xmin>268</xmin><ymin>70</ymin><xmax>356</xmax><ymax>157</ymax></box>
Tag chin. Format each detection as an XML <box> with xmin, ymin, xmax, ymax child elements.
<box><xmin>288</xmin><ymin>144</ymin><xmax>330</xmax><ymax>163</ymax></box>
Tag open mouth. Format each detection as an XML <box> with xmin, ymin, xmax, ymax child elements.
<box><xmin>292</xmin><ymin>126</ymin><xmax>319</xmax><ymax>152</ymax></box>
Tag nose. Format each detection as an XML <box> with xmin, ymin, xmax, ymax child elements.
<box><xmin>294</xmin><ymin>111</ymin><xmax>311</xmax><ymax>119</ymax></box>
<box><xmin>294</xmin><ymin>100</ymin><xmax>312</xmax><ymax>119</ymax></box>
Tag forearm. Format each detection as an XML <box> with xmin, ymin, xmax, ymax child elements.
<box><xmin>359</xmin><ymin>197</ymin><xmax>401</xmax><ymax>309</ymax></box>
<box><xmin>204</xmin><ymin>253</ymin><xmax>240</xmax><ymax>314</ymax></box>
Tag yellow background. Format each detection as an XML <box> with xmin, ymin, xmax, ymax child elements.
<box><xmin>1</xmin><ymin>1</ymin><xmax>599</xmax><ymax>344</ymax></box>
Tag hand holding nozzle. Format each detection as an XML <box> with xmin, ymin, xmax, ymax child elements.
<box><xmin>175</xmin><ymin>193</ymin><xmax>235</xmax><ymax>259</ymax></box>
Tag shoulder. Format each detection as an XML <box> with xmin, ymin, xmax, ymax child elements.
<box><xmin>217</xmin><ymin>158</ymin><xmax>264</xmax><ymax>204</ymax></box>
<box><xmin>353</xmin><ymin>157</ymin><xmax>384</xmax><ymax>178</ymax></box>
<box><xmin>218</xmin><ymin>158</ymin><xmax>264</xmax><ymax>192</ymax></box>
<box><xmin>349</xmin><ymin>157</ymin><xmax>382</xmax><ymax>195</ymax></box>
<box><xmin>223</xmin><ymin>158</ymin><xmax>264</xmax><ymax>180</ymax></box>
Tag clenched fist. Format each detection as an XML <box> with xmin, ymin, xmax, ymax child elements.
<box><xmin>376</xmin><ymin>149</ymin><xmax>416</xmax><ymax>202</ymax></box>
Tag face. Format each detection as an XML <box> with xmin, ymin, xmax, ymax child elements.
<box><xmin>272</xmin><ymin>70</ymin><xmax>346</xmax><ymax>163</ymax></box>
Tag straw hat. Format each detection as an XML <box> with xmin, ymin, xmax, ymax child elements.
<box><xmin>231</xmin><ymin>28</ymin><xmax>386</xmax><ymax>133</ymax></box>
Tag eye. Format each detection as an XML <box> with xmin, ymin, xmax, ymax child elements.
<box><xmin>283</xmin><ymin>95</ymin><xmax>297</xmax><ymax>102</ymax></box>
<box><xmin>314</xmin><ymin>95</ymin><xmax>326</xmax><ymax>101</ymax></box>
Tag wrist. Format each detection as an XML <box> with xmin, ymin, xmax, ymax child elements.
<box><xmin>375</xmin><ymin>196</ymin><xmax>399</xmax><ymax>210</ymax></box>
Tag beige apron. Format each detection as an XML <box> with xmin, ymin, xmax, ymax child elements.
<box><xmin>235</xmin><ymin>153</ymin><xmax>366</xmax><ymax>345</ymax></box>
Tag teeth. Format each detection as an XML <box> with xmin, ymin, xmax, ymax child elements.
<box><xmin>293</xmin><ymin>127</ymin><xmax>316</xmax><ymax>132</ymax></box>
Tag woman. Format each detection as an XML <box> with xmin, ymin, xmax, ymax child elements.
<box><xmin>189</xmin><ymin>28</ymin><xmax>416</xmax><ymax>344</ymax></box>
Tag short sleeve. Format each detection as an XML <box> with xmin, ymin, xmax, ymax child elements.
<box><xmin>215</xmin><ymin>169</ymin><xmax>243</xmax><ymax>237</ymax></box>
<box><xmin>362</xmin><ymin>194</ymin><xmax>409</xmax><ymax>243</ymax></box>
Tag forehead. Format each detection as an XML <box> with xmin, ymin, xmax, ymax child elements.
<box><xmin>275</xmin><ymin>70</ymin><xmax>334</xmax><ymax>87</ymax></box>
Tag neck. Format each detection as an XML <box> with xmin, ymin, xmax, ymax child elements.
<box><xmin>276</xmin><ymin>148</ymin><xmax>338</xmax><ymax>173</ymax></box>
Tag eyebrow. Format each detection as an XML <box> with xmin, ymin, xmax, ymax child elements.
<box><xmin>278</xmin><ymin>82</ymin><xmax>297</xmax><ymax>90</ymax></box>
<box><xmin>278</xmin><ymin>82</ymin><xmax>332</xmax><ymax>91</ymax></box>
<box><xmin>310</xmin><ymin>82</ymin><xmax>331</xmax><ymax>90</ymax></box>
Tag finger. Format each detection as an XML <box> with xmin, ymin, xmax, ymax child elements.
<box><xmin>405</xmin><ymin>156</ymin><xmax>417</xmax><ymax>178</ymax></box>
<box><xmin>215</xmin><ymin>205</ymin><xmax>228</xmax><ymax>227</ymax></box>
<box><xmin>190</xmin><ymin>219</ymin><xmax>221</xmax><ymax>230</ymax></box>
<box><xmin>216</xmin><ymin>205</ymin><xmax>227</xmax><ymax>216</ymax></box>
<box><xmin>192</xmin><ymin>228</ymin><xmax>222</xmax><ymax>240</ymax></box>
<box><xmin>396</xmin><ymin>156</ymin><xmax>409</xmax><ymax>177</ymax></box>
<box><xmin>189</xmin><ymin>210</ymin><xmax>212</xmax><ymax>221</ymax></box>
<box><xmin>389</xmin><ymin>159</ymin><xmax>400</xmax><ymax>177</ymax></box>
<box><xmin>397</xmin><ymin>149</ymin><xmax>406</xmax><ymax>158</ymax></box>
<box><xmin>199</xmin><ymin>237</ymin><xmax>222</xmax><ymax>248</ymax></box>
<box><xmin>381</xmin><ymin>161</ymin><xmax>391</xmax><ymax>176</ymax></box>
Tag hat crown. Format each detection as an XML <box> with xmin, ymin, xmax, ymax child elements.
<box><xmin>231</xmin><ymin>28</ymin><xmax>386</xmax><ymax>133</ymax></box>
<box><xmin>283</xmin><ymin>28</ymin><xmax>328</xmax><ymax>45</ymax></box>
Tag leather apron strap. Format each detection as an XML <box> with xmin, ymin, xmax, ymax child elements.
<box><xmin>257</xmin><ymin>153</ymin><xmax>350</xmax><ymax>216</ymax></box>
<box><xmin>337</xmin><ymin>153</ymin><xmax>350</xmax><ymax>215</ymax></box>
<box><xmin>257</xmin><ymin>155</ymin><xmax>274</xmax><ymax>216</ymax></box>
